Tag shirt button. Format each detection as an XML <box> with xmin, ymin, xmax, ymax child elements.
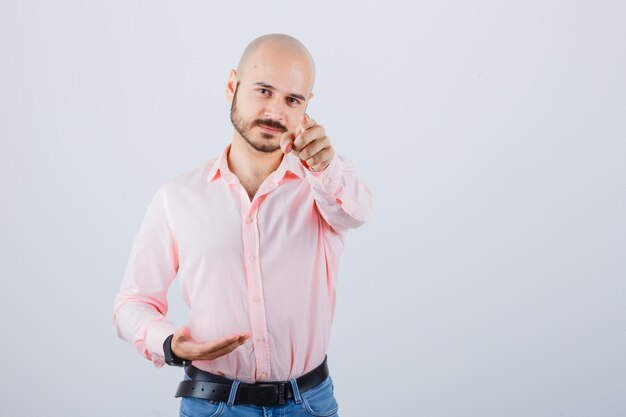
<box><xmin>245</xmin><ymin>217</ymin><xmax>253</xmax><ymax>223</ymax></box>
<box><xmin>250</xmin><ymin>255</ymin><xmax>255</xmax><ymax>262</ymax></box>
<box><xmin>261</xmin><ymin>372</ymin><xmax>268</xmax><ymax>379</ymax></box>
<box><xmin>322</xmin><ymin>177</ymin><xmax>330</xmax><ymax>186</ymax></box>
<box><xmin>256</xmin><ymin>335</ymin><xmax>265</xmax><ymax>342</ymax></box>
<box><xmin>252</xmin><ymin>295</ymin><xmax>260</xmax><ymax>302</ymax></box>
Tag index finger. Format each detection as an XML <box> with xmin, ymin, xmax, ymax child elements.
<box><xmin>296</xmin><ymin>113</ymin><xmax>316</xmax><ymax>135</ymax></box>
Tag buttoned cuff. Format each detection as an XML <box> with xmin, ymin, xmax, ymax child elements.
<box><xmin>303</xmin><ymin>153</ymin><xmax>344</xmax><ymax>195</ymax></box>
<box><xmin>142</xmin><ymin>318</ymin><xmax>178</xmax><ymax>368</ymax></box>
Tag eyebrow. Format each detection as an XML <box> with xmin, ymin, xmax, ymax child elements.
<box><xmin>253</xmin><ymin>82</ymin><xmax>307</xmax><ymax>102</ymax></box>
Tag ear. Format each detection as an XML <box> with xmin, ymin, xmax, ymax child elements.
<box><xmin>226</xmin><ymin>69</ymin><xmax>238</xmax><ymax>102</ymax></box>
<box><xmin>308</xmin><ymin>91</ymin><xmax>314</xmax><ymax>101</ymax></box>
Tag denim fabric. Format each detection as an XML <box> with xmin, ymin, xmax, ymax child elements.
<box><xmin>179</xmin><ymin>371</ymin><xmax>339</xmax><ymax>417</ymax></box>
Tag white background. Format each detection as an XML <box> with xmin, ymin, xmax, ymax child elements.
<box><xmin>1</xmin><ymin>1</ymin><xmax>625</xmax><ymax>416</ymax></box>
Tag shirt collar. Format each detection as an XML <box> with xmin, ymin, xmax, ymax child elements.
<box><xmin>206</xmin><ymin>143</ymin><xmax>306</xmax><ymax>184</ymax></box>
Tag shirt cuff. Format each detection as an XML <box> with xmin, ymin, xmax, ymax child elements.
<box><xmin>143</xmin><ymin>319</ymin><xmax>178</xmax><ymax>368</ymax></box>
<box><xmin>303</xmin><ymin>153</ymin><xmax>344</xmax><ymax>195</ymax></box>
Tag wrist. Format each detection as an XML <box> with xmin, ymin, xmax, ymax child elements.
<box><xmin>163</xmin><ymin>333</ymin><xmax>191</xmax><ymax>367</ymax></box>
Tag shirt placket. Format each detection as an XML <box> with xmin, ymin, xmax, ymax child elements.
<box><xmin>239</xmin><ymin>178</ymin><xmax>279</xmax><ymax>382</ymax></box>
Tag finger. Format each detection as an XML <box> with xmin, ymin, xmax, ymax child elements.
<box><xmin>203</xmin><ymin>340</ymin><xmax>244</xmax><ymax>360</ymax></box>
<box><xmin>305</xmin><ymin>146</ymin><xmax>334</xmax><ymax>171</ymax></box>
<box><xmin>299</xmin><ymin>113</ymin><xmax>316</xmax><ymax>129</ymax></box>
<box><xmin>309</xmin><ymin>162</ymin><xmax>328</xmax><ymax>172</ymax></box>
<box><xmin>198</xmin><ymin>334</ymin><xmax>242</xmax><ymax>353</ymax></box>
<box><xmin>280</xmin><ymin>131</ymin><xmax>294</xmax><ymax>154</ymax></box>
<box><xmin>175</xmin><ymin>331</ymin><xmax>248</xmax><ymax>360</ymax></box>
<box><xmin>294</xmin><ymin>125</ymin><xmax>325</xmax><ymax>153</ymax></box>
<box><xmin>294</xmin><ymin>113</ymin><xmax>316</xmax><ymax>137</ymax></box>
<box><xmin>298</xmin><ymin>136</ymin><xmax>329</xmax><ymax>162</ymax></box>
<box><xmin>234</xmin><ymin>332</ymin><xmax>250</xmax><ymax>343</ymax></box>
<box><xmin>200</xmin><ymin>334</ymin><xmax>247</xmax><ymax>357</ymax></box>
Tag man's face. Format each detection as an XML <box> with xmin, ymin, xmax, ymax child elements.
<box><xmin>229</xmin><ymin>51</ymin><xmax>314</xmax><ymax>154</ymax></box>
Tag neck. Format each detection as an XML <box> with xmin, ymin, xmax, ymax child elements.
<box><xmin>227</xmin><ymin>132</ymin><xmax>284</xmax><ymax>181</ymax></box>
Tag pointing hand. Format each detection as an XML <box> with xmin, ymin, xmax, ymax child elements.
<box><xmin>280</xmin><ymin>113</ymin><xmax>335</xmax><ymax>172</ymax></box>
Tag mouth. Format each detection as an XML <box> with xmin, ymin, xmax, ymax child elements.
<box><xmin>258</xmin><ymin>124</ymin><xmax>282</xmax><ymax>134</ymax></box>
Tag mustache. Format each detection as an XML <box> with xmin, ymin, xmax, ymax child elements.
<box><xmin>255</xmin><ymin>119</ymin><xmax>287</xmax><ymax>132</ymax></box>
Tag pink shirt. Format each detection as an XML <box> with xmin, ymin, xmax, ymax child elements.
<box><xmin>112</xmin><ymin>143</ymin><xmax>373</xmax><ymax>383</ymax></box>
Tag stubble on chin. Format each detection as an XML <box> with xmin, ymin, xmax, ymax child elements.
<box><xmin>231</xmin><ymin>112</ymin><xmax>281</xmax><ymax>154</ymax></box>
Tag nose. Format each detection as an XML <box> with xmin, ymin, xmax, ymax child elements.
<box><xmin>264</xmin><ymin>96</ymin><xmax>287</xmax><ymax>123</ymax></box>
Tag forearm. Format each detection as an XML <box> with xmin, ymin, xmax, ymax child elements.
<box><xmin>113</xmin><ymin>296</ymin><xmax>177</xmax><ymax>368</ymax></box>
<box><xmin>305</xmin><ymin>153</ymin><xmax>374</xmax><ymax>232</ymax></box>
<box><xmin>112</xmin><ymin>184</ymin><xmax>179</xmax><ymax>368</ymax></box>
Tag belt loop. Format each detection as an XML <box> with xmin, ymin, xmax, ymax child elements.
<box><xmin>227</xmin><ymin>380</ymin><xmax>241</xmax><ymax>406</ymax></box>
<box><xmin>289</xmin><ymin>377</ymin><xmax>303</xmax><ymax>404</ymax></box>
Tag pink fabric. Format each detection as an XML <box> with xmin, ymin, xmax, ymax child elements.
<box><xmin>112</xmin><ymin>143</ymin><xmax>373</xmax><ymax>383</ymax></box>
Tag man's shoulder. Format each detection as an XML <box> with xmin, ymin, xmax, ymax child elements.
<box><xmin>171</xmin><ymin>160</ymin><xmax>214</xmax><ymax>183</ymax></box>
<box><xmin>157</xmin><ymin>159</ymin><xmax>215</xmax><ymax>195</ymax></box>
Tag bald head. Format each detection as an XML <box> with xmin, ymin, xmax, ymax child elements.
<box><xmin>236</xmin><ymin>34</ymin><xmax>315</xmax><ymax>92</ymax></box>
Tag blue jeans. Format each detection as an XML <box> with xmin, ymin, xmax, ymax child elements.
<box><xmin>178</xmin><ymin>371</ymin><xmax>340</xmax><ymax>417</ymax></box>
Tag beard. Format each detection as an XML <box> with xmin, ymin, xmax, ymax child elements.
<box><xmin>230</xmin><ymin>82</ymin><xmax>287</xmax><ymax>154</ymax></box>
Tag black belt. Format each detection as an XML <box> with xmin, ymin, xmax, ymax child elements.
<box><xmin>175</xmin><ymin>355</ymin><xmax>329</xmax><ymax>406</ymax></box>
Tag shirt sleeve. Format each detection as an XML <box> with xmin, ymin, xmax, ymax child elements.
<box><xmin>303</xmin><ymin>153</ymin><xmax>374</xmax><ymax>233</ymax></box>
<box><xmin>112</xmin><ymin>184</ymin><xmax>179</xmax><ymax>368</ymax></box>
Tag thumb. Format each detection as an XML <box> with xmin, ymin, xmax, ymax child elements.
<box><xmin>280</xmin><ymin>131</ymin><xmax>294</xmax><ymax>154</ymax></box>
<box><xmin>178</xmin><ymin>325</ymin><xmax>192</xmax><ymax>340</ymax></box>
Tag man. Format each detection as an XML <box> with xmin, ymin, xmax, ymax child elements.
<box><xmin>112</xmin><ymin>33</ymin><xmax>373</xmax><ymax>416</ymax></box>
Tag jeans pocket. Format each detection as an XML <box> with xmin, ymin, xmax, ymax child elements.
<box><xmin>179</xmin><ymin>396</ymin><xmax>225</xmax><ymax>417</ymax></box>
<box><xmin>300</xmin><ymin>376</ymin><xmax>339</xmax><ymax>417</ymax></box>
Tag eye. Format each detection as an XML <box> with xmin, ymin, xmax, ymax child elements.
<box><xmin>287</xmin><ymin>97</ymin><xmax>301</xmax><ymax>105</ymax></box>
<box><xmin>258</xmin><ymin>88</ymin><xmax>270</xmax><ymax>95</ymax></box>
